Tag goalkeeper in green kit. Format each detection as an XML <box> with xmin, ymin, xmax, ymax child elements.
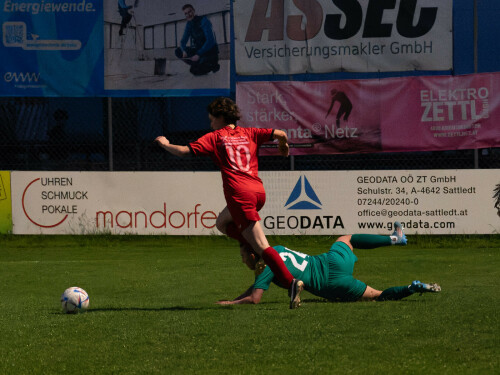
<box><xmin>217</xmin><ymin>222</ymin><xmax>441</xmax><ymax>306</ymax></box>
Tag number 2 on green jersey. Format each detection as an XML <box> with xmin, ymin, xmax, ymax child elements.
<box><xmin>279</xmin><ymin>248</ymin><xmax>308</xmax><ymax>271</ymax></box>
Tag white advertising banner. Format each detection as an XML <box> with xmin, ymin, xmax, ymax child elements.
<box><xmin>11</xmin><ymin>172</ymin><xmax>226</xmax><ymax>235</ymax></box>
<box><xmin>234</xmin><ymin>0</ymin><xmax>453</xmax><ymax>75</ymax></box>
<box><xmin>260</xmin><ymin>170</ymin><xmax>500</xmax><ymax>235</ymax></box>
<box><xmin>11</xmin><ymin>170</ymin><xmax>500</xmax><ymax>235</ymax></box>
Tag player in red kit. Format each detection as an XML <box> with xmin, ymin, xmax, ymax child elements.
<box><xmin>155</xmin><ymin>97</ymin><xmax>304</xmax><ymax>309</ymax></box>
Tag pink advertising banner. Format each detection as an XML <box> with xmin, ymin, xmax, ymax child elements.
<box><xmin>236</xmin><ymin>73</ymin><xmax>500</xmax><ymax>155</ymax></box>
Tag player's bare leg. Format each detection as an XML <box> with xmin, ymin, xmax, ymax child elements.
<box><xmin>216</xmin><ymin>206</ymin><xmax>250</xmax><ymax>246</ymax></box>
<box><xmin>358</xmin><ymin>286</ymin><xmax>382</xmax><ymax>301</ymax></box>
<box><xmin>240</xmin><ymin>220</ymin><xmax>269</xmax><ymax>255</ymax></box>
<box><xmin>215</xmin><ymin>206</ymin><xmax>232</xmax><ymax>235</ymax></box>
<box><xmin>335</xmin><ymin>235</ymin><xmax>354</xmax><ymax>250</ymax></box>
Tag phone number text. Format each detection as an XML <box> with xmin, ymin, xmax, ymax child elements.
<box><xmin>357</xmin><ymin>197</ymin><xmax>419</xmax><ymax>206</ymax></box>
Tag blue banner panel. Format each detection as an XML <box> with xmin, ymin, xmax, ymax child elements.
<box><xmin>1</xmin><ymin>0</ymin><xmax>104</xmax><ymax>96</ymax></box>
<box><xmin>0</xmin><ymin>0</ymin><xmax>230</xmax><ymax>97</ymax></box>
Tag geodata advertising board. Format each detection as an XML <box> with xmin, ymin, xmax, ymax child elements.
<box><xmin>11</xmin><ymin>170</ymin><xmax>500</xmax><ymax>235</ymax></box>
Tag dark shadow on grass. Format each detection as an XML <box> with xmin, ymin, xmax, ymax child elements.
<box><xmin>88</xmin><ymin>306</ymin><xmax>204</xmax><ymax>312</ymax></box>
<box><xmin>215</xmin><ymin>301</ymin><xmax>280</xmax><ymax>309</ymax></box>
<box><xmin>301</xmin><ymin>298</ymin><xmax>420</xmax><ymax>304</ymax></box>
<box><xmin>301</xmin><ymin>298</ymin><xmax>335</xmax><ymax>304</ymax></box>
<box><xmin>51</xmin><ymin>306</ymin><xmax>206</xmax><ymax>314</ymax></box>
<box><xmin>52</xmin><ymin>299</ymin><xmax>424</xmax><ymax>315</ymax></box>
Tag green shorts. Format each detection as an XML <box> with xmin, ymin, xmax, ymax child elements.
<box><xmin>323</xmin><ymin>241</ymin><xmax>367</xmax><ymax>302</ymax></box>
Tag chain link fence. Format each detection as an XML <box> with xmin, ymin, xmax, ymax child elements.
<box><xmin>1</xmin><ymin>97</ymin><xmax>499</xmax><ymax>172</ymax></box>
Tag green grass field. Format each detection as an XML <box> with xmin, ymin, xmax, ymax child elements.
<box><xmin>1</xmin><ymin>234</ymin><xmax>499</xmax><ymax>374</ymax></box>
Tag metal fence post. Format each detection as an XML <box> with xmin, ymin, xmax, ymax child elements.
<box><xmin>474</xmin><ymin>0</ymin><xmax>479</xmax><ymax>169</ymax></box>
<box><xmin>108</xmin><ymin>97</ymin><xmax>113</xmax><ymax>171</ymax></box>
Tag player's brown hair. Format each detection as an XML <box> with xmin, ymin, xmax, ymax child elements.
<box><xmin>207</xmin><ymin>97</ymin><xmax>241</xmax><ymax>125</ymax></box>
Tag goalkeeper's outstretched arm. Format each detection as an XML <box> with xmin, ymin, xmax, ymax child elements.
<box><xmin>216</xmin><ymin>286</ymin><xmax>264</xmax><ymax>305</ymax></box>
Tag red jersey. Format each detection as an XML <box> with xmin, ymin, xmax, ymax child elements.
<box><xmin>189</xmin><ymin>126</ymin><xmax>274</xmax><ymax>193</ymax></box>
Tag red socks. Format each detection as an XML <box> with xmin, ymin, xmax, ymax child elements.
<box><xmin>262</xmin><ymin>247</ymin><xmax>294</xmax><ymax>288</ymax></box>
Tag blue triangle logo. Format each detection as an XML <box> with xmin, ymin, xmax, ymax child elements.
<box><xmin>285</xmin><ymin>176</ymin><xmax>322</xmax><ymax>210</ymax></box>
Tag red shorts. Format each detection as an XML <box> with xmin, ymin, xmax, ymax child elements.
<box><xmin>225</xmin><ymin>190</ymin><xmax>266</xmax><ymax>231</ymax></box>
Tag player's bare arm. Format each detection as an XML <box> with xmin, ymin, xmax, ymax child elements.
<box><xmin>216</xmin><ymin>287</ymin><xmax>264</xmax><ymax>305</ymax></box>
<box><xmin>155</xmin><ymin>136</ymin><xmax>190</xmax><ymax>157</ymax></box>
<box><xmin>272</xmin><ymin>129</ymin><xmax>289</xmax><ymax>157</ymax></box>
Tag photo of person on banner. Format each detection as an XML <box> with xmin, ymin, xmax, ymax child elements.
<box><xmin>103</xmin><ymin>0</ymin><xmax>229</xmax><ymax>92</ymax></box>
<box><xmin>325</xmin><ymin>89</ymin><xmax>353</xmax><ymax>127</ymax></box>
<box><xmin>117</xmin><ymin>0</ymin><xmax>134</xmax><ymax>36</ymax></box>
<box><xmin>175</xmin><ymin>3</ymin><xmax>220</xmax><ymax>76</ymax></box>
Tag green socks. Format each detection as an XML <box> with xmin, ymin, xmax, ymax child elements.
<box><xmin>350</xmin><ymin>234</ymin><xmax>392</xmax><ymax>249</ymax></box>
<box><xmin>377</xmin><ymin>286</ymin><xmax>413</xmax><ymax>301</ymax></box>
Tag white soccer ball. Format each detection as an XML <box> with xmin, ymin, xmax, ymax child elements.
<box><xmin>61</xmin><ymin>287</ymin><xmax>89</xmax><ymax>314</ymax></box>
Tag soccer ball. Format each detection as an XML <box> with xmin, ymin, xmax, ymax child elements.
<box><xmin>61</xmin><ymin>287</ymin><xmax>89</xmax><ymax>314</ymax></box>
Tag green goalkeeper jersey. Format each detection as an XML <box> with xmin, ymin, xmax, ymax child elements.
<box><xmin>253</xmin><ymin>245</ymin><xmax>330</xmax><ymax>297</ymax></box>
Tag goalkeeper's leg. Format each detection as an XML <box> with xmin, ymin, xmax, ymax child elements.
<box><xmin>359</xmin><ymin>283</ymin><xmax>441</xmax><ymax>302</ymax></box>
<box><xmin>338</xmin><ymin>222</ymin><xmax>407</xmax><ymax>250</ymax></box>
